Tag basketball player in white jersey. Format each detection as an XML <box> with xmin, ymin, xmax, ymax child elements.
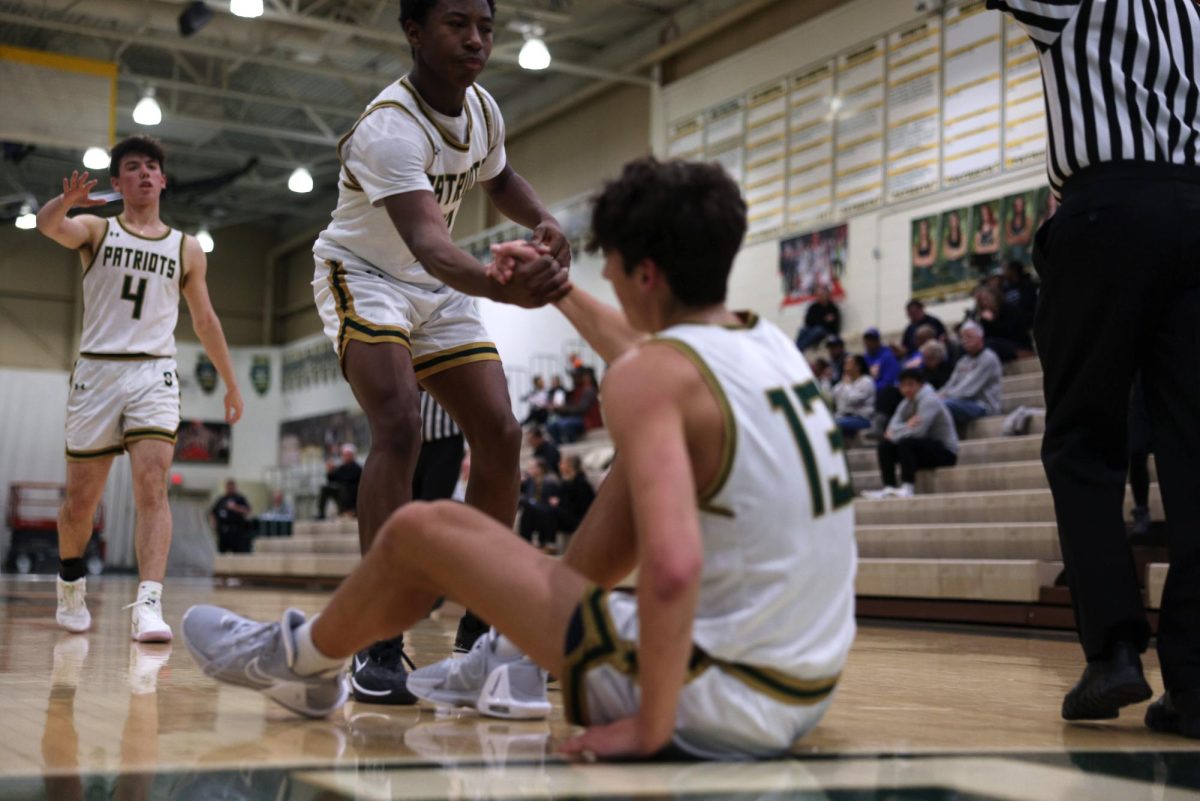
<box><xmin>183</xmin><ymin>157</ymin><xmax>856</xmax><ymax>759</ymax></box>
<box><xmin>36</xmin><ymin>135</ymin><xmax>243</xmax><ymax>641</ymax></box>
<box><xmin>309</xmin><ymin>0</ymin><xmax>569</xmax><ymax>703</ymax></box>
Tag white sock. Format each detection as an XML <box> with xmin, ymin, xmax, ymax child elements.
<box><xmin>493</xmin><ymin>632</ymin><xmax>523</xmax><ymax>660</ymax></box>
<box><xmin>292</xmin><ymin>617</ymin><xmax>348</xmax><ymax>676</ymax></box>
<box><xmin>137</xmin><ymin>581</ymin><xmax>163</xmax><ymax>602</ymax></box>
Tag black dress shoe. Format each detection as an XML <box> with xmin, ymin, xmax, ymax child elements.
<box><xmin>1145</xmin><ymin>690</ymin><xmax>1200</xmax><ymax>739</ymax></box>
<box><xmin>1062</xmin><ymin>641</ymin><xmax>1152</xmax><ymax>721</ymax></box>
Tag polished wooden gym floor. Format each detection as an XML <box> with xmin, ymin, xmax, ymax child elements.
<box><xmin>1</xmin><ymin>576</ymin><xmax>1196</xmax><ymax>800</ymax></box>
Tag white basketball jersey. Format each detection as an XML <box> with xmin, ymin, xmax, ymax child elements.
<box><xmin>80</xmin><ymin>217</ymin><xmax>183</xmax><ymax>357</ymax></box>
<box><xmin>315</xmin><ymin>77</ymin><xmax>505</xmax><ymax>287</ymax></box>
<box><xmin>653</xmin><ymin>315</ymin><xmax>857</xmax><ymax>681</ymax></box>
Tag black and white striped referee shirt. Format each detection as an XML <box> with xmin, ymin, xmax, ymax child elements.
<box><xmin>419</xmin><ymin>391</ymin><xmax>461</xmax><ymax>443</ymax></box>
<box><xmin>987</xmin><ymin>0</ymin><xmax>1200</xmax><ymax>195</ymax></box>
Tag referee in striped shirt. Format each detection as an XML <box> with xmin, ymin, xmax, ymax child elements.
<box><xmin>987</xmin><ymin>0</ymin><xmax>1199</xmax><ymax>736</ymax></box>
<box><xmin>413</xmin><ymin>390</ymin><xmax>464</xmax><ymax>502</ymax></box>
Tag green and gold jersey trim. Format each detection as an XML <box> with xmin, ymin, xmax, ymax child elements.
<box><xmin>471</xmin><ymin>85</ymin><xmax>495</xmax><ymax>153</ymax></box>
<box><xmin>123</xmin><ymin>427</ymin><xmax>178</xmax><ymax>445</ymax></box>
<box><xmin>399</xmin><ymin>77</ymin><xmax>473</xmax><ymax>152</ymax></box>
<box><xmin>65</xmin><ymin>444</ymin><xmax>125</xmax><ymax>462</ymax></box>
<box><xmin>561</xmin><ymin>585</ymin><xmax>840</xmax><ymax>726</ymax></box>
<box><xmin>337</xmin><ymin>101</ymin><xmax>437</xmax><ymax>192</ymax></box>
<box><xmin>413</xmin><ymin>342</ymin><xmax>500</xmax><ymax>379</ymax></box>
<box><xmin>79</xmin><ymin>352</ymin><xmax>170</xmax><ymax>361</ymax></box>
<box><xmin>324</xmin><ymin>260</ymin><xmax>412</xmax><ymax>366</ymax></box>
<box><xmin>115</xmin><ymin>215</ymin><xmax>172</xmax><ymax>241</ymax></box>
<box><xmin>82</xmin><ymin>219</ymin><xmax>109</xmax><ymax>278</ymax></box>
<box><xmin>649</xmin><ymin>337</ymin><xmax>737</xmax><ymax>506</ymax></box>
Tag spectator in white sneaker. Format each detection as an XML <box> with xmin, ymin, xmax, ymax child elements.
<box><xmin>866</xmin><ymin>368</ymin><xmax>958</xmax><ymax>499</ymax></box>
<box><xmin>940</xmin><ymin>322</ymin><xmax>1003</xmax><ymax>427</ymax></box>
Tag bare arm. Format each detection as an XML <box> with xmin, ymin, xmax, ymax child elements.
<box><xmin>382</xmin><ymin>190</ymin><xmax>569</xmax><ymax>307</ymax></box>
<box><xmin>553</xmin><ymin>287</ymin><xmax>646</xmax><ymax>365</ymax></box>
<box><xmin>563</xmin><ymin>350</ymin><xmax>703</xmax><ymax>757</ymax></box>
<box><xmin>180</xmin><ymin>236</ymin><xmax>244</xmax><ymax>424</ymax></box>
<box><xmin>36</xmin><ymin>171</ymin><xmax>107</xmax><ymax>252</ymax></box>
<box><xmin>481</xmin><ymin>164</ymin><xmax>571</xmax><ymax>270</ymax></box>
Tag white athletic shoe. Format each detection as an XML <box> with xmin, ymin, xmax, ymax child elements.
<box><xmin>56</xmin><ymin>576</ymin><xmax>92</xmax><ymax>633</ymax></box>
<box><xmin>892</xmin><ymin>484</ymin><xmax>915</xmax><ymax>499</ymax></box>
<box><xmin>127</xmin><ymin>590</ymin><xmax>173</xmax><ymax>643</ymax></box>
<box><xmin>407</xmin><ymin>628</ymin><xmax>550</xmax><ymax>720</ymax></box>
<box><xmin>860</xmin><ymin>487</ymin><xmax>898</xmax><ymax>500</ymax></box>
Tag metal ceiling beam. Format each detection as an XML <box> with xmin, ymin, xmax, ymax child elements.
<box><xmin>118</xmin><ymin>72</ymin><xmax>359</xmax><ymax>119</ymax></box>
<box><xmin>116</xmin><ymin>105</ymin><xmax>337</xmax><ymax>146</ymax></box>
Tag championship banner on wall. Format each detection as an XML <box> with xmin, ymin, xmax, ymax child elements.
<box><xmin>779</xmin><ymin>223</ymin><xmax>847</xmax><ymax>306</ymax></box>
<box><xmin>910</xmin><ymin>185</ymin><xmax>1052</xmax><ymax>302</ymax></box>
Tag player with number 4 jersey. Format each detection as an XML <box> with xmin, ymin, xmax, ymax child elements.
<box><xmin>36</xmin><ymin>134</ymin><xmax>243</xmax><ymax>643</ymax></box>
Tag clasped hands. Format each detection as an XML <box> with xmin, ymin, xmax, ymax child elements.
<box><xmin>485</xmin><ymin>235</ymin><xmax>572</xmax><ymax>308</ymax></box>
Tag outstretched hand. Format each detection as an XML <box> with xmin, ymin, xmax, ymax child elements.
<box><xmin>61</xmin><ymin>171</ymin><xmax>107</xmax><ymax>209</ymax></box>
<box><xmin>559</xmin><ymin>717</ymin><xmax>656</xmax><ymax>760</ymax></box>
<box><xmin>487</xmin><ymin>239</ymin><xmax>572</xmax><ymax>307</ymax></box>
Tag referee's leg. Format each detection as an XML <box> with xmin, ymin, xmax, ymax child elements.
<box><xmin>1034</xmin><ymin>182</ymin><xmax>1159</xmax><ymax>665</ymax></box>
<box><xmin>1144</xmin><ymin>177</ymin><xmax>1200</xmax><ymax>695</ymax></box>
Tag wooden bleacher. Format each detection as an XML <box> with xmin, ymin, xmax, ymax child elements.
<box><xmin>214</xmin><ymin>356</ymin><xmax>1169</xmax><ymax>632</ymax></box>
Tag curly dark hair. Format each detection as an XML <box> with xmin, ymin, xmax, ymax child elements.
<box><xmin>587</xmin><ymin>157</ymin><xmax>747</xmax><ymax>307</ymax></box>
<box><xmin>109</xmin><ymin>135</ymin><xmax>165</xmax><ymax>179</ymax></box>
<box><xmin>400</xmin><ymin>0</ymin><xmax>495</xmax><ymax>27</ymax></box>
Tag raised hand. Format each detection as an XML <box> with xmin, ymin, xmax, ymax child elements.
<box><xmin>487</xmin><ymin>240</ymin><xmax>571</xmax><ymax>308</ymax></box>
<box><xmin>224</xmin><ymin>386</ymin><xmax>244</xmax><ymax>424</ymax></box>
<box><xmin>532</xmin><ymin>221</ymin><xmax>571</xmax><ymax>272</ymax></box>
<box><xmin>61</xmin><ymin>171</ymin><xmax>106</xmax><ymax>209</ymax></box>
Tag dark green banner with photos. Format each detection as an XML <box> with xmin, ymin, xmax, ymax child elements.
<box><xmin>911</xmin><ymin>186</ymin><xmax>1056</xmax><ymax>303</ymax></box>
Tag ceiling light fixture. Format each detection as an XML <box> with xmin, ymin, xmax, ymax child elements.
<box><xmin>196</xmin><ymin>228</ymin><xmax>214</xmax><ymax>253</ymax></box>
<box><xmin>287</xmin><ymin>167</ymin><xmax>314</xmax><ymax>193</ymax></box>
<box><xmin>518</xmin><ymin>31</ymin><xmax>551</xmax><ymax>71</ymax></box>
<box><xmin>230</xmin><ymin>0</ymin><xmax>264</xmax><ymax>19</ymax></box>
<box><xmin>15</xmin><ymin>203</ymin><xmax>36</xmax><ymax>230</ymax></box>
<box><xmin>83</xmin><ymin>147</ymin><xmax>110</xmax><ymax>170</ymax></box>
<box><xmin>133</xmin><ymin>89</ymin><xmax>162</xmax><ymax>126</ymax></box>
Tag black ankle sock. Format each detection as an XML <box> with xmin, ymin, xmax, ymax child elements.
<box><xmin>59</xmin><ymin>558</ymin><xmax>86</xmax><ymax>582</ymax></box>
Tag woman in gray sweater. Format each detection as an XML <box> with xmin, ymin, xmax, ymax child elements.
<box><xmin>832</xmin><ymin>354</ymin><xmax>875</xmax><ymax>437</ymax></box>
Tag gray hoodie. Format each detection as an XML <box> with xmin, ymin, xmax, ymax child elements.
<box><xmin>887</xmin><ymin>383</ymin><xmax>959</xmax><ymax>454</ymax></box>
<box><xmin>942</xmin><ymin>347</ymin><xmax>1003</xmax><ymax>415</ymax></box>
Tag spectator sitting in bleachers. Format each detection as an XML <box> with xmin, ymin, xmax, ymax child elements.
<box><xmin>551</xmin><ymin>454</ymin><xmax>595</xmax><ymax>536</ymax></box>
<box><xmin>547</xmin><ymin>368</ymin><xmax>601</xmax><ymax>444</ymax></box>
<box><xmin>1002</xmin><ymin>259</ymin><xmax>1039</xmax><ymax>336</ymax></box>
<box><xmin>939</xmin><ymin>321</ymin><xmax>1003</xmax><ymax>427</ymax></box>
<box><xmin>318</xmin><ymin>444</ymin><xmax>362</xmax><ymax>520</ymax></box>
<box><xmin>832</xmin><ymin>354</ymin><xmax>875</xmax><ymax>438</ymax></box>
<box><xmin>825</xmin><ymin>335</ymin><xmax>846</xmax><ymax>386</ymax></box>
<box><xmin>965</xmin><ymin>285</ymin><xmax>1031</xmax><ymax>363</ymax></box>
<box><xmin>918</xmin><ymin>340</ymin><xmax>954</xmax><ymax>390</ymax></box>
<box><xmin>901</xmin><ymin>324</ymin><xmax>939</xmax><ymax>368</ymax></box>
<box><xmin>526</xmin><ymin>427</ymin><xmax>561</xmax><ymax>477</ymax></box>
<box><xmin>864</xmin><ymin>327</ymin><xmax>901</xmax><ymax>436</ymax></box>
<box><xmin>517</xmin><ymin>456</ymin><xmax>560</xmax><ymax>547</ymax></box>
<box><xmin>864</xmin><ymin>368</ymin><xmax>958</xmax><ymax>499</ymax></box>
<box><xmin>795</xmin><ymin>284</ymin><xmax>842</xmax><ymax>351</ymax></box>
<box><xmin>521</xmin><ymin>375</ymin><xmax>550</xmax><ymax>426</ymax></box>
<box><xmin>547</xmin><ymin>375</ymin><xmax>567</xmax><ymax>408</ymax></box>
<box><xmin>811</xmin><ymin>356</ymin><xmax>834</xmax><ymax>397</ymax></box>
<box><xmin>261</xmin><ymin>491</ymin><xmax>293</xmax><ymax>521</ymax></box>
<box><xmin>901</xmin><ymin>299</ymin><xmax>947</xmax><ymax>356</ymax></box>
<box><xmin>211</xmin><ymin>479</ymin><xmax>252</xmax><ymax>553</ymax></box>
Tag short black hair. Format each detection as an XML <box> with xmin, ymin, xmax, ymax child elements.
<box><xmin>898</xmin><ymin>367</ymin><xmax>926</xmax><ymax>384</ymax></box>
<box><xmin>400</xmin><ymin>0</ymin><xmax>495</xmax><ymax>27</ymax></box>
<box><xmin>527</xmin><ymin>426</ymin><xmax>545</xmax><ymax>440</ymax></box>
<box><xmin>109</xmin><ymin>135</ymin><xmax>165</xmax><ymax>179</ymax></box>
<box><xmin>850</xmin><ymin>354</ymin><xmax>868</xmax><ymax>374</ymax></box>
<box><xmin>587</xmin><ymin>157</ymin><xmax>747</xmax><ymax>308</ymax></box>
<box><xmin>906</xmin><ymin>299</ymin><xmax>924</xmax><ymax>310</ymax></box>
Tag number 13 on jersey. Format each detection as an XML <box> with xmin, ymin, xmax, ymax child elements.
<box><xmin>767</xmin><ymin>381</ymin><xmax>854</xmax><ymax>518</ymax></box>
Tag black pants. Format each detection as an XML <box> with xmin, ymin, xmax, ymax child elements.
<box><xmin>1035</xmin><ymin>162</ymin><xmax>1200</xmax><ymax>689</ymax></box>
<box><xmin>412</xmin><ymin>434</ymin><xmax>465</xmax><ymax>502</ymax></box>
<box><xmin>1128</xmin><ymin>375</ymin><xmax>1153</xmax><ymax>510</ymax></box>
<box><xmin>317</xmin><ymin>483</ymin><xmax>356</xmax><ymax>518</ymax></box>
<box><xmin>877</xmin><ymin>437</ymin><xmax>956</xmax><ymax>486</ymax></box>
<box><xmin>217</xmin><ymin>523</ymin><xmax>251</xmax><ymax>554</ymax></box>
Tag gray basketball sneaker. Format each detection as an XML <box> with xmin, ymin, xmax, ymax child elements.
<box><xmin>407</xmin><ymin>628</ymin><xmax>550</xmax><ymax>720</ymax></box>
<box><xmin>181</xmin><ymin>604</ymin><xmax>348</xmax><ymax>718</ymax></box>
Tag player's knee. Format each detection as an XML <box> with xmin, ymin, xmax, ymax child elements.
<box><xmin>376</xmin><ymin>501</ymin><xmax>434</xmax><ymax>558</ymax></box>
<box><xmin>60</xmin><ymin>492</ymin><xmax>94</xmax><ymax>525</ymax></box>
<box><xmin>470</xmin><ymin>411</ymin><xmax>521</xmax><ymax>460</ymax></box>
<box><xmin>370</xmin><ymin>407</ymin><xmax>422</xmax><ymax>457</ymax></box>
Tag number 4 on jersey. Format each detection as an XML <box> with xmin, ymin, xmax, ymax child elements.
<box><xmin>767</xmin><ymin>380</ymin><xmax>854</xmax><ymax>518</ymax></box>
<box><xmin>121</xmin><ymin>275</ymin><xmax>147</xmax><ymax>320</ymax></box>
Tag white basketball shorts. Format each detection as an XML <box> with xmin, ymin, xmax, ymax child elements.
<box><xmin>313</xmin><ymin>254</ymin><xmax>500</xmax><ymax>380</ymax></box>
<box><xmin>561</xmin><ymin>586</ymin><xmax>839</xmax><ymax>760</ymax></box>
<box><xmin>65</xmin><ymin>356</ymin><xmax>180</xmax><ymax>461</ymax></box>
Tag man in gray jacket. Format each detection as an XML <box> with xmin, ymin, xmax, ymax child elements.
<box><xmin>940</xmin><ymin>322</ymin><xmax>1003</xmax><ymax>426</ymax></box>
<box><xmin>864</xmin><ymin>368</ymin><xmax>958</xmax><ymax>499</ymax></box>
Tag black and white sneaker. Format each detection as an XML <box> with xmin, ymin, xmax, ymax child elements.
<box><xmin>454</xmin><ymin>611</ymin><xmax>489</xmax><ymax>655</ymax></box>
<box><xmin>350</xmin><ymin>635</ymin><xmax>418</xmax><ymax>705</ymax></box>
